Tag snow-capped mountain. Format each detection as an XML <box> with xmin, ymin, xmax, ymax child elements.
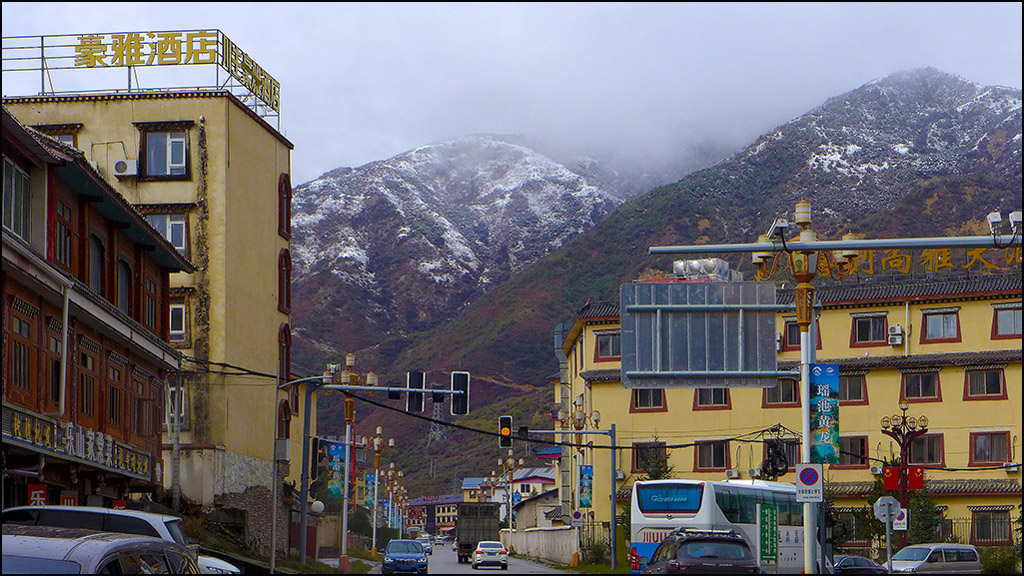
<box><xmin>290</xmin><ymin>135</ymin><xmax>623</xmax><ymax>365</ymax></box>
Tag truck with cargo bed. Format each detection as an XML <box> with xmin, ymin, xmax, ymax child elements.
<box><xmin>455</xmin><ymin>502</ymin><xmax>500</xmax><ymax>564</ymax></box>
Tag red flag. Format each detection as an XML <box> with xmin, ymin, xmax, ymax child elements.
<box><xmin>908</xmin><ymin>466</ymin><xmax>924</xmax><ymax>490</ymax></box>
<box><xmin>882</xmin><ymin>466</ymin><xmax>898</xmax><ymax>490</ymax></box>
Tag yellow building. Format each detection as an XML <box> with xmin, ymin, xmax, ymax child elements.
<box><xmin>556</xmin><ymin>273</ymin><xmax>1021</xmax><ymax>550</ymax></box>
<box><xmin>4</xmin><ymin>29</ymin><xmax>311</xmax><ymax>557</ymax></box>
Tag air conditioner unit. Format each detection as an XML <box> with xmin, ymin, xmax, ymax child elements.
<box><xmin>1003</xmin><ymin>462</ymin><xmax>1019</xmax><ymax>473</ymax></box>
<box><xmin>113</xmin><ymin>159</ymin><xmax>137</xmax><ymax>178</ymax></box>
<box><xmin>725</xmin><ymin>469</ymin><xmax>741</xmax><ymax>479</ymax></box>
<box><xmin>775</xmin><ymin>332</ymin><xmax>782</xmax><ymax>352</ymax></box>
<box><xmin>748</xmin><ymin>468</ymin><xmax>762</xmax><ymax>478</ymax></box>
<box><xmin>615</xmin><ymin>470</ymin><xmax>625</xmax><ymax>481</ymax></box>
<box><xmin>870</xmin><ymin>465</ymin><xmax>883</xmax><ymax>475</ymax></box>
<box><xmin>888</xmin><ymin>335</ymin><xmax>904</xmax><ymax>346</ymax></box>
<box><xmin>274</xmin><ymin>438</ymin><xmax>290</xmax><ymax>462</ymax></box>
<box><xmin>888</xmin><ymin>325</ymin><xmax>904</xmax><ymax>336</ymax></box>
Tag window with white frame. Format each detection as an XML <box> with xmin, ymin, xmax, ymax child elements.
<box><xmin>146</xmin><ymin>213</ymin><xmax>188</xmax><ymax>255</ymax></box>
<box><xmin>145</xmin><ymin>131</ymin><xmax>188</xmax><ymax>177</ymax></box>
<box><xmin>993</xmin><ymin>304</ymin><xmax>1022</xmax><ymax>338</ymax></box>
<box><xmin>169</xmin><ymin>297</ymin><xmax>188</xmax><ymax>344</ymax></box>
<box><xmin>596</xmin><ymin>331</ymin><xmax>621</xmax><ymax>359</ymax></box>
<box><xmin>922</xmin><ymin>308</ymin><xmax>959</xmax><ymax>341</ymax></box>
<box><xmin>3</xmin><ymin>156</ymin><xmax>32</xmax><ymax>241</ymax></box>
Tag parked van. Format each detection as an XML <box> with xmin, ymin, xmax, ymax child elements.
<box><xmin>889</xmin><ymin>543</ymin><xmax>981</xmax><ymax>573</ymax></box>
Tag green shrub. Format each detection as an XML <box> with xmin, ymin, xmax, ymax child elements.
<box><xmin>980</xmin><ymin>546</ymin><xmax>1022</xmax><ymax>574</ymax></box>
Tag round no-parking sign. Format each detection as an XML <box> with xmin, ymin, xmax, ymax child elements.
<box><xmin>796</xmin><ymin>463</ymin><xmax>823</xmax><ymax>502</ymax></box>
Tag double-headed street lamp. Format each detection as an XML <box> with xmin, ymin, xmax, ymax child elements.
<box><xmin>362</xmin><ymin>426</ymin><xmax>394</xmax><ymax>554</ymax></box>
<box><xmin>881</xmin><ymin>401</ymin><xmax>930</xmax><ymax>548</ymax></box>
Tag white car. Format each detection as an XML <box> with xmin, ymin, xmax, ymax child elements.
<box><xmin>471</xmin><ymin>540</ymin><xmax>508</xmax><ymax>570</ymax></box>
<box><xmin>2</xmin><ymin>505</ymin><xmax>241</xmax><ymax>574</ymax></box>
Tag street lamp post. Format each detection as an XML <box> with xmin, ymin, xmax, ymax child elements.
<box><xmin>335</xmin><ymin>353</ymin><xmax>377</xmax><ymax>565</ymax></box>
<box><xmin>363</xmin><ymin>426</ymin><xmax>394</xmax><ymax>555</ymax></box>
<box><xmin>881</xmin><ymin>401</ymin><xmax>930</xmax><ymax>548</ymax></box>
<box><xmin>499</xmin><ymin>450</ymin><xmax>525</xmax><ymax>531</ymax></box>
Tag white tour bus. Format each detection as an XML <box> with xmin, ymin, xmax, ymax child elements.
<box><xmin>629</xmin><ymin>478</ymin><xmax>805</xmax><ymax>573</ymax></box>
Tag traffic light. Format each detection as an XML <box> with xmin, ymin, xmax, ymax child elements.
<box><xmin>310</xmin><ymin>437</ymin><xmax>327</xmax><ymax>480</ymax></box>
<box><xmin>450</xmin><ymin>372</ymin><xmax>470</xmax><ymax>416</ymax></box>
<box><xmin>406</xmin><ymin>371</ymin><xmax>425</xmax><ymax>413</ymax></box>
<box><xmin>431</xmin><ymin>382</ymin><xmax>444</xmax><ymax>404</ymax></box>
<box><xmin>498</xmin><ymin>415</ymin><xmax>513</xmax><ymax>448</ymax></box>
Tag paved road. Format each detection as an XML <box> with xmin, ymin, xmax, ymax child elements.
<box><xmin>331</xmin><ymin>542</ymin><xmax>562</xmax><ymax>574</ymax></box>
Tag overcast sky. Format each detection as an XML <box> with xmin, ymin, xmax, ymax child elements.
<box><xmin>3</xmin><ymin>2</ymin><xmax>1021</xmax><ymax>185</ymax></box>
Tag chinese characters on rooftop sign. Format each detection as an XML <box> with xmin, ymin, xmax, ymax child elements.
<box><xmin>71</xmin><ymin>30</ymin><xmax>280</xmax><ymax>112</ymax></box>
<box><xmin>756</xmin><ymin>246</ymin><xmax>1022</xmax><ymax>281</ymax></box>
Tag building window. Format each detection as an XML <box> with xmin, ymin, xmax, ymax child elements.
<box><xmin>145</xmin><ymin>213</ymin><xmax>188</xmax><ymax>256</ymax></box>
<box><xmin>851</xmin><ymin>314</ymin><xmax>887</xmax><ymax>346</ymax></box>
<box><xmin>921</xmin><ymin>309</ymin><xmax>960</xmax><ymax>343</ymax></box>
<box><xmin>3</xmin><ymin>156</ymin><xmax>32</xmax><ymax>241</ymax></box>
<box><xmin>278</xmin><ymin>400</ymin><xmax>292</xmax><ymax>439</ymax></box>
<box><xmin>695</xmin><ymin>440</ymin><xmax>729</xmax><ymax>471</ymax></box>
<box><xmin>48</xmin><ymin>335</ymin><xmax>62</xmax><ymax>405</ymax></box>
<box><xmin>79</xmin><ymin>352</ymin><xmax>96</xmax><ymax>420</ymax></box>
<box><xmin>143</xmin><ymin>276</ymin><xmax>158</xmax><ymax>331</ymax></box>
<box><xmin>764</xmin><ymin>379</ymin><xmax>799</xmax><ymax>407</ymax></box>
<box><xmin>971</xmin><ymin>510</ymin><xmax>1012</xmax><ymax>545</ymax></box>
<box><xmin>9</xmin><ymin>314</ymin><xmax>33</xmax><ymax>404</ymax></box>
<box><xmin>970</xmin><ymin>432</ymin><xmax>1010</xmax><ymax>465</ymax></box>
<box><xmin>89</xmin><ymin>234</ymin><xmax>105</xmax><ymax>294</ymax></box>
<box><xmin>838</xmin><ymin>374</ymin><xmax>867</xmax><ymax>404</ymax></box>
<box><xmin>169</xmin><ymin>297</ymin><xmax>188</xmax><ymax>345</ymax></box>
<box><xmin>32</xmin><ymin>123</ymin><xmax>82</xmax><ymax>148</ymax></box>
<box><xmin>107</xmin><ymin>367</ymin><xmax>122</xmax><ymax>428</ymax></box>
<box><xmin>694</xmin><ymin>387</ymin><xmax>730</xmax><ymax>410</ymax></box>
<box><xmin>279</xmin><ymin>250</ymin><xmax>292</xmax><ymax>313</ymax></box>
<box><xmin>964</xmin><ymin>368</ymin><xmax>1005</xmax><ymax>399</ymax></box>
<box><xmin>631</xmin><ymin>388</ymin><xmax>665</xmax><ymax>412</ymax></box>
<box><xmin>837</xmin><ymin>436</ymin><xmax>868</xmax><ymax>468</ymax></box>
<box><xmin>632</xmin><ymin>441</ymin><xmax>667</xmax><ymax>474</ymax></box>
<box><xmin>836</xmin><ymin>511</ymin><xmax>870</xmax><ymax>545</ymax></box>
<box><xmin>279</xmin><ymin>173</ymin><xmax>292</xmax><ymax>239</ymax></box>
<box><xmin>909</xmin><ymin>434</ymin><xmax>943</xmax><ymax>466</ymax></box>
<box><xmin>595</xmin><ymin>331</ymin><xmax>620</xmax><ymax>361</ymax></box>
<box><xmin>117</xmin><ymin>260</ymin><xmax>132</xmax><ymax>315</ymax></box>
<box><xmin>166</xmin><ymin>382</ymin><xmax>190</xmax><ymax>430</ymax></box>
<box><xmin>143</xmin><ymin>130</ymin><xmax>189</xmax><ymax>178</ymax></box>
<box><xmin>902</xmin><ymin>371</ymin><xmax>941</xmax><ymax>402</ymax></box>
<box><xmin>54</xmin><ymin>200</ymin><xmax>74</xmax><ymax>270</ymax></box>
<box><xmin>782</xmin><ymin>320</ymin><xmax>801</xmax><ymax>351</ymax></box>
<box><xmin>992</xmin><ymin>304</ymin><xmax>1022</xmax><ymax>339</ymax></box>
<box><xmin>132</xmin><ymin>380</ymin><xmax>150</xmax><ymax>438</ymax></box>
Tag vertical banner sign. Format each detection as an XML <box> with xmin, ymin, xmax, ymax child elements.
<box><xmin>328</xmin><ymin>442</ymin><xmax>345</xmax><ymax>496</ymax></box>
<box><xmin>883</xmin><ymin>466</ymin><xmax>899</xmax><ymax>490</ymax></box>
<box><xmin>579</xmin><ymin>465</ymin><xmax>593</xmax><ymax>508</ymax></box>
<box><xmin>810</xmin><ymin>363</ymin><xmax>840</xmax><ymax>464</ymax></box>
<box><xmin>364</xmin><ymin>473</ymin><xmax>375</xmax><ymax>507</ymax></box>
<box><xmin>758</xmin><ymin>503</ymin><xmax>779</xmax><ymax>564</ymax></box>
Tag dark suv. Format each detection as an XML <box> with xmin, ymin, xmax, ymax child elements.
<box><xmin>640</xmin><ymin>528</ymin><xmax>758</xmax><ymax>574</ymax></box>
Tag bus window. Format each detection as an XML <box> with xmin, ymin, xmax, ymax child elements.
<box><xmin>791</xmin><ymin>499</ymin><xmax>803</xmax><ymax>526</ymax></box>
<box><xmin>635</xmin><ymin>483</ymin><xmax>704</xmax><ymax>514</ymax></box>
<box><xmin>777</xmin><ymin>495</ymin><xmax>792</xmax><ymax>526</ymax></box>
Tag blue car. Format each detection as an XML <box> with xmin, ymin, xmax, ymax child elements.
<box><xmin>382</xmin><ymin>540</ymin><xmax>429</xmax><ymax>575</ymax></box>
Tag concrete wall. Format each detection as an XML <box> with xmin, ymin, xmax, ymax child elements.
<box><xmin>501</xmin><ymin>526</ymin><xmax>579</xmax><ymax>566</ymax></box>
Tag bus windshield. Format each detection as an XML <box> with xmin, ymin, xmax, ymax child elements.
<box><xmin>635</xmin><ymin>483</ymin><xmax>703</xmax><ymax>514</ymax></box>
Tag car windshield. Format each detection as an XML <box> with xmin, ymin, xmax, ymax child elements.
<box><xmin>893</xmin><ymin>548</ymin><xmax>931</xmax><ymax>561</ymax></box>
<box><xmin>2</xmin><ymin>555</ymin><xmax>82</xmax><ymax>574</ymax></box>
<box><xmin>388</xmin><ymin>542</ymin><xmax>424</xmax><ymax>554</ymax></box>
<box><xmin>678</xmin><ymin>540</ymin><xmax>752</xmax><ymax>560</ymax></box>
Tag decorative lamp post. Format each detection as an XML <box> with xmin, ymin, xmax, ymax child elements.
<box><xmin>334</xmin><ymin>353</ymin><xmax>377</xmax><ymax>567</ymax></box>
<box><xmin>499</xmin><ymin>450</ymin><xmax>525</xmax><ymax>530</ymax></box>
<box><xmin>363</xmin><ymin>425</ymin><xmax>394</xmax><ymax>555</ymax></box>
<box><xmin>880</xmin><ymin>401</ymin><xmax>930</xmax><ymax>547</ymax></box>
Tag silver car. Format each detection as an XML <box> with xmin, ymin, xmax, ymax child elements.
<box><xmin>890</xmin><ymin>543</ymin><xmax>981</xmax><ymax>573</ymax></box>
<box><xmin>2</xmin><ymin>523</ymin><xmax>201</xmax><ymax>573</ymax></box>
<box><xmin>2</xmin><ymin>505</ymin><xmax>239</xmax><ymax>574</ymax></box>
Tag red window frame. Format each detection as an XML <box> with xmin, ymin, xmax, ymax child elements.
<box><xmin>920</xmin><ymin>309</ymin><xmax>962</xmax><ymax>344</ymax></box>
<box><xmin>278</xmin><ymin>249</ymin><xmax>292</xmax><ymax>313</ymax></box>
<box><xmin>693</xmin><ymin>388</ymin><xmax>731</xmax><ymax>411</ymax></box>
<box><xmin>970</xmin><ymin>509</ymin><xmax>1013</xmax><ymax>546</ymax></box>
<box><xmin>833</xmin><ymin>436</ymin><xmax>870</xmax><ymax>469</ymax></box>
<box><xmin>763</xmin><ymin>378</ymin><xmax>800</xmax><ymax>408</ymax></box>
<box><xmin>278</xmin><ymin>173</ymin><xmax>292</xmax><ymax>239</ymax></box>
<box><xmin>849</xmin><ymin>314</ymin><xmax>889</xmax><ymax>348</ymax></box>
<box><xmin>781</xmin><ymin>320</ymin><xmax>821</xmax><ymax>351</ymax></box>
<box><xmin>693</xmin><ymin>440</ymin><xmax>730</xmax><ymax>472</ymax></box>
<box><xmin>991</xmin><ymin>305</ymin><xmax>1022</xmax><ymax>340</ymax></box>
<box><xmin>901</xmin><ymin>371</ymin><xmax>942</xmax><ymax>403</ymax></box>
<box><xmin>593</xmin><ymin>331</ymin><xmax>621</xmax><ymax>363</ymax></box>
<box><xmin>968</xmin><ymin>431</ymin><xmax>1011</xmax><ymax>466</ymax></box>
<box><xmin>908</xmin><ymin>433</ymin><xmax>945</xmax><ymax>467</ymax></box>
<box><xmin>838</xmin><ymin>374</ymin><xmax>869</xmax><ymax>406</ymax></box>
<box><xmin>632</xmin><ymin>441</ymin><xmax>667</xmax><ymax>474</ymax></box>
<box><xmin>630</xmin><ymin>388</ymin><xmax>667</xmax><ymax>413</ymax></box>
<box><xmin>963</xmin><ymin>368</ymin><xmax>1007</xmax><ymax>400</ymax></box>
